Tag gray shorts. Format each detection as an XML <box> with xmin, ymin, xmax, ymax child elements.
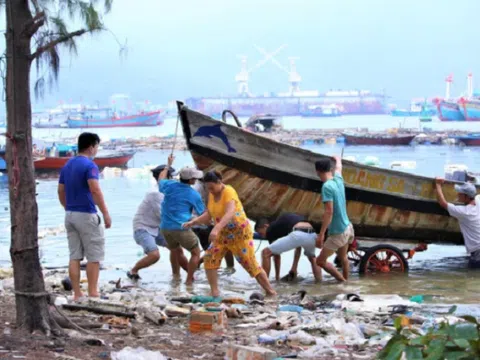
<box><xmin>65</xmin><ymin>211</ymin><xmax>105</xmax><ymax>262</ymax></box>
<box><xmin>161</xmin><ymin>229</ymin><xmax>199</xmax><ymax>251</ymax></box>
<box><xmin>324</xmin><ymin>223</ymin><xmax>355</xmax><ymax>251</ymax></box>
<box><xmin>268</xmin><ymin>230</ymin><xmax>317</xmax><ymax>258</ymax></box>
<box><xmin>134</xmin><ymin>229</ymin><xmax>167</xmax><ymax>254</ymax></box>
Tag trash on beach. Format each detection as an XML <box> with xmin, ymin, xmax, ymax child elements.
<box><xmin>164</xmin><ymin>305</ymin><xmax>191</xmax><ymax>317</ymax></box>
<box><xmin>0</xmin><ymin>267</ymin><xmax>13</xmax><ymax>279</ymax></box>
<box><xmin>189</xmin><ymin>310</ymin><xmax>226</xmax><ymax>333</ymax></box>
<box><xmin>111</xmin><ymin>347</ymin><xmax>167</xmax><ymax>360</ymax></box>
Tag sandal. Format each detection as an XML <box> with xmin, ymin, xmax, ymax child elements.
<box><xmin>127</xmin><ymin>271</ymin><xmax>141</xmax><ymax>281</ymax></box>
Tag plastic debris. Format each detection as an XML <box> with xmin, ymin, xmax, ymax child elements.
<box><xmin>278</xmin><ymin>305</ymin><xmax>303</xmax><ymax>313</ymax></box>
<box><xmin>111</xmin><ymin>347</ymin><xmax>167</xmax><ymax>360</ymax></box>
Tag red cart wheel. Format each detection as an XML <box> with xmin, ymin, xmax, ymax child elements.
<box><xmin>359</xmin><ymin>245</ymin><xmax>408</xmax><ymax>275</ymax></box>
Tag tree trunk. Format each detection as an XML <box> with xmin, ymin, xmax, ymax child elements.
<box><xmin>5</xmin><ymin>0</ymin><xmax>55</xmax><ymax>334</ymax></box>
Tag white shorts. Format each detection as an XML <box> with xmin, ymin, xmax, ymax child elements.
<box><xmin>324</xmin><ymin>223</ymin><xmax>355</xmax><ymax>251</ymax></box>
<box><xmin>268</xmin><ymin>230</ymin><xmax>317</xmax><ymax>258</ymax></box>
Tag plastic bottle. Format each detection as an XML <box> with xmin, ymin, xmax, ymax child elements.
<box><xmin>278</xmin><ymin>305</ymin><xmax>303</xmax><ymax>313</ymax></box>
<box><xmin>192</xmin><ymin>295</ymin><xmax>222</xmax><ymax>304</ymax></box>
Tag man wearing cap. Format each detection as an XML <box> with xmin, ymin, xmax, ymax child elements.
<box><xmin>159</xmin><ymin>155</ymin><xmax>206</xmax><ymax>285</ymax></box>
<box><xmin>127</xmin><ymin>165</ymin><xmax>188</xmax><ymax>280</ymax></box>
<box><xmin>435</xmin><ymin>178</ymin><xmax>480</xmax><ymax>268</ymax></box>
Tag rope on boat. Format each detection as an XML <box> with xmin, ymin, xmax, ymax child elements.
<box><xmin>171</xmin><ymin>113</ymin><xmax>181</xmax><ymax>156</ymax></box>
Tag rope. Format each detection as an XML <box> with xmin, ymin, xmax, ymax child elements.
<box><xmin>171</xmin><ymin>113</ymin><xmax>181</xmax><ymax>156</ymax></box>
<box><xmin>14</xmin><ymin>290</ymin><xmax>50</xmax><ymax>298</ymax></box>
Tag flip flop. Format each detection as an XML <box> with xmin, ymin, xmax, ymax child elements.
<box><xmin>280</xmin><ymin>271</ymin><xmax>297</xmax><ymax>282</ymax></box>
<box><xmin>127</xmin><ymin>271</ymin><xmax>141</xmax><ymax>281</ymax></box>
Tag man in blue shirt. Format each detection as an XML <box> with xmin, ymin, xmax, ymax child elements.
<box><xmin>159</xmin><ymin>155</ymin><xmax>205</xmax><ymax>285</ymax></box>
<box><xmin>58</xmin><ymin>132</ymin><xmax>111</xmax><ymax>301</ymax></box>
<box><xmin>315</xmin><ymin>156</ymin><xmax>354</xmax><ymax>282</ymax></box>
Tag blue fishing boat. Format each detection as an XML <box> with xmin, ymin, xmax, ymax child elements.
<box><xmin>459</xmin><ymin>99</ymin><xmax>480</xmax><ymax>121</ymax></box>
<box><xmin>391</xmin><ymin>99</ymin><xmax>436</xmax><ymax>117</ymax></box>
<box><xmin>67</xmin><ymin>109</ymin><xmax>162</xmax><ymax>128</ymax></box>
<box><xmin>435</xmin><ymin>100</ymin><xmax>465</xmax><ymax>121</ymax></box>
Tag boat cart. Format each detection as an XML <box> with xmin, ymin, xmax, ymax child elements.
<box><xmin>339</xmin><ymin>238</ymin><xmax>428</xmax><ymax>275</ymax></box>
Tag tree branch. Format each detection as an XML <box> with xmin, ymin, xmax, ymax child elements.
<box><xmin>24</xmin><ymin>11</ymin><xmax>45</xmax><ymax>37</ymax></box>
<box><xmin>31</xmin><ymin>29</ymin><xmax>87</xmax><ymax>60</ymax></box>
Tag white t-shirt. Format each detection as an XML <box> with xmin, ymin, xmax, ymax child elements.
<box><xmin>132</xmin><ymin>191</ymin><xmax>164</xmax><ymax>236</ymax></box>
<box><xmin>447</xmin><ymin>195</ymin><xmax>480</xmax><ymax>253</ymax></box>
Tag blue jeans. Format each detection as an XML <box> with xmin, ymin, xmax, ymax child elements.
<box><xmin>134</xmin><ymin>229</ymin><xmax>167</xmax><ymax>254</ymax></box>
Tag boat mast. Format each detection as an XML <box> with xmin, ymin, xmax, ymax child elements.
<box><xmin>445</xmin><ymin>74</ymin><xmax>453</xmax><ymax>100</ymax></box>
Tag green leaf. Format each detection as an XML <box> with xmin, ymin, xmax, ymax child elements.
<box><xmin>405</xmin><ymin>346</ymin><xmax>423</xmax><ymax>360</ymax></box>
<box><xmin>425</xmin><ymin>339</ymin><xmax>446</xmax><ymax>360</ymax></box>
<box><xmin>394</xmin><ymin>317</ymin><xmax>403</xmax><ymax>332</ymax></box>
<box><xmin>461</xmin><ymin>316</ymin><xmax>478</xmax><ymax>324</ymax></box>
<box><xmin>445</xmin><ymin>341</ymin><xmax>457</xmax><ymax>348</ymax></box>
<box><xmin>453</xmin><ymin>324</ymin><xmax>479</xmax><ymax>341</ymax></box>
<box><xmin>444</xmin><ymin>351</ymin><xmax>470</xmax><ymax>360</ymax></box>
<box><xmin>448</xmin><ymin>305</ymin><xmax>458</xmax><ymax>314</ymax></box>
<box><xmin>453</xmin><ymin>339</ymin><xmax>470</xmax><ymax>349</ymax></box>
<box><xmin>386</xmin><ymin>342</ymin><xmax>406</xmax><ymax>360</ymax></box>
<box><xmin>410</xmin><ymin>336</ymin><xmax>429</xmax><ymax>346</ymax></box>
<box><xmin>378</xmin><ymin>335</ymin><xmax>406</xmax><ymax>359</ymax></box>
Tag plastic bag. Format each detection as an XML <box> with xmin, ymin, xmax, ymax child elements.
<box><xmin>111</xmin><ymin>347</ymin><xmax>167</xmax><ymax>360</ymax></box>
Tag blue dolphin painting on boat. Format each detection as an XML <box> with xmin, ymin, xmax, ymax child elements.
<box><xmin>193</xmin><ymin>124</ymin><xmax>237</xmax><ymax>153</ymax></box>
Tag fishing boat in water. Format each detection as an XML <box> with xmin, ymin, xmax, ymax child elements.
<box><xmin>458</xmin><ymin>98</ymin><xmax>480</xmax><ymax>121</ymax></box>
<box><xmin>342</xmin><ymin>132</ymin><xmax>416</xmax><ymax>146</ymax></box>
<box><xmin>67</xmin><ymin>109</ymin><xmax>162</xmax><ymax>128</ymax></box>
<box><xmin>177</xmin><ymin>101</ymin><xmax>473</xmax><ymax>245</ymax></box>
<box><xmin>456</xmin><ymin>133</ymin><xmax>480</xmax><ymax>146</ymax></box>
<box><xmin>434</xmin><ymin>100</ymin><xmax>465</xmax><ymax>121</ymax></box>
<box><xmin>391</xmin><ymin>99</ymin><xmax>436</xmax><ymax>117</ymax></box>
<box><xmin>34</xmin><ymin>150</ymin><xmax>135</xmax><ymax>171</ymax></box>
<box><xmin>300</xmin><ymin>104</ymin><xmax>341</xmax><ymax>117</ymax></box>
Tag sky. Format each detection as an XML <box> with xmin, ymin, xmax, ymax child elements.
<box><xmin>5</xmin><ymin>0</ymin><xmax>480</xmax><ymax>108</ymax></box>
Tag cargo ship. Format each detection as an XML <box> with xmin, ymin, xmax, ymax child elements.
<box><xmin>185</xmin><ymin>51</ymin><xmax>387</xmax><ymax>116</ymax></box>
<box><xmin>186</xmin><ymin>90</ymin><xmax>387</xmax><ymax>117</ymax></box>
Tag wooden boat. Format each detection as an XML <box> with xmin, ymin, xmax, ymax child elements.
<box><xmin>343</xmin><ymin>132</ymin><xmax>416</xmax><ymax>146</ymax></box>
<box><xmin>245</xmin><ymin>114</ymin><xmax>282</xmax><ymax>133</ymax></box>
<box><xmin>177</xmin><ymin>101</ymin><xmax>479</xmax><ymax>245</ymax></box>
<box><xmin>34</xmin><ymin>151</ymin><xmax>135</xmax><ymax>171</ymax></box>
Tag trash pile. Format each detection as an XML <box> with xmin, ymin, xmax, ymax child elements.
<box><xmin>1</xmin><ymin>267</ymin><xmax>479</xmax><ymax>359</ymax></box>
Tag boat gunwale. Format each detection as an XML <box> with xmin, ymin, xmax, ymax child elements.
<box><xmin>177</xmin><ymin>101</ymin><xmax>478</xmax><ymax>190</ymax></box>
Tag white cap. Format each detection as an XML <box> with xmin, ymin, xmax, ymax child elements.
<box><xmin>454</xmin><ymin>182</ymin><xmax>477</xmax><ymax>199</ymax></box>
<box><xmin>179</xmin><ymin>166</ymin><xmax>203</xmax><ymax>180</ymax></box>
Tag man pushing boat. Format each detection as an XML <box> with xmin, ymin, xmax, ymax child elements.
<box><xmin>315</xmin><ymin>156</ymin><xmax>354</xmax><ymax>282</ymax></box>
<box><xmin>435</xmin><ymin>178</ymin><xmax>480</xmax><ymax>268</ymax></box>
<box><xmin>258</xmin><ymin>214</ymin><xmax>322</xmax><ymax>281</ymax></box>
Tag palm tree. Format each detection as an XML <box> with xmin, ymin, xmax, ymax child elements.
<box><xmin>4</xmin><ymin>0</ymin><xmax>113</xmax><ymax>334</ymax></box>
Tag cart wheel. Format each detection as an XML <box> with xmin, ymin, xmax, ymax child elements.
<box><xmin>359</xmin><ymin>245</ymin><xmax>408</xmax><ymax>275</ymax></box>
<box><xmin>334</xmin><ymin>249</ymin><xmax>365</xmax><ymax>268</ymax></box>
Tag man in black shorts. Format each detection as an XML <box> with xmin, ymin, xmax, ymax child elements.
<box><xmin>257</xmin><ymin>213</ymin><xmax>322</xmax><ymax>281</ymax></box>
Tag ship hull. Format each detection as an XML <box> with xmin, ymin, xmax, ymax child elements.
<box><xmin>343</xmin><ymin>134</ymin><xmax>416</xmax><ymax>146</ymax></box>
<box><xmin>459</xmin><ymin>101</ymin><xmax>480</xmax><ymax>121</ymax></box>
<box><xmin>457</xmin><ymin>135</ymin><xmax>480</xmax><ymax>146</ymax></box>
<box><xmin>391</xmin><ymin>109</ymin><xmax>436</xmax><ymax>117</ymax></box>
<box><xmin>67</xmin><ymin>111</ymin><xmax>161</xmax><ymax>128</ymax></box>
<box><xmin>436</xmin><ymin>102</ymin><xmax>465</xmax><ymax>121</ymax></box>
<box><xmin>186</xmin><ymin>95</ymin><xmax>387</xmax><ymax>117</ymax></box>
<box><xmin>34</xmin><ymin>152</ymin><xmax>135</xmax><ymax>171</ymax></box>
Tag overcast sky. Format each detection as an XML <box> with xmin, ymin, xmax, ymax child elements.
<box><xmin>5</xmin><ymin>0</ymin><xmax>480</xmax><ymax>108</ymax></box>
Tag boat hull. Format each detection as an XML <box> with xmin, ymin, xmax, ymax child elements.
<box><xmin>460</xmin><ymin>101</ymin><xmax>480</xmax><ymax>121</ymax></box>
<box><xmin>457</xmin><ymin>136</ymin><xmax>480</xmax><ymax>146</ymax></box>
<box><xmin>343</xmin><ymin>134</ymin><xmax>416</xmax><ymax>145</ymax></box>
<box><xmin>34</xmin><ymin>152</ymin><xmax>135</xmax><ymax>170</ymax></box>
<box><xmin>67</xmin><ymin>111</ymin><xmax>161</xmax><ymax>128</ymax></box>
<box><xmin>178</xmin><ymin>101</ymin><xmax>473</xmax><ymax>245</ymax></box>
<box><xmin>437</xmin><ymin>102</ymin><xmax>465</xmax><ymax>121</ymax></box>
<box><xmin>391</xmin><ymin>109</ymin><xmax>436</xmax><ymax>117</ymax></box>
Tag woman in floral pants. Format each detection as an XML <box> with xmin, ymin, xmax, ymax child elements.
<box><xmin>183</xmin><ymin>171</ymin><xmax>276</xmax><ymax>297</ymax></box>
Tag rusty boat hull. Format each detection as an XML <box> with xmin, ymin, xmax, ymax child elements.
<box><xmin>178</xmin><ymin>101</ymin><xmax>476</xmax><ymax>245</ymax></box>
